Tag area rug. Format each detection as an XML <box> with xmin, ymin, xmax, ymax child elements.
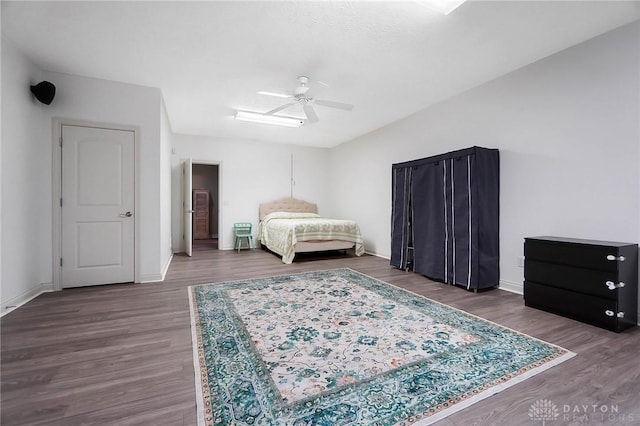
<box><xmin>188</xmin><ymin>268</ymin><xmax>574</xmax><ymax>425</ymax></box>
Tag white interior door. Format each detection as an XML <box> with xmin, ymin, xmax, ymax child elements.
<box><xmin>61</xmin><ymin>125</ymin><xmax>135</xmax><ymax>288</ymax></box>
<box><xmin>183</xmin><ymin>158</ymin><xmax>193</xmax><ymax>256</ymax></box>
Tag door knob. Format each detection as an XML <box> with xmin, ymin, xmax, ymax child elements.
<box><xmin>119</xmin><ymin>211</ymin><xmax>133</xmax><ymax>218</ymax></box>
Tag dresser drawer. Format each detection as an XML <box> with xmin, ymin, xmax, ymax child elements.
<box><xmin>524</xmin><ymin>282</ymin><xmax>627</xmax><ymax>331</ymax></box>
<box><xmin>525</xmin><ymin>238</ymin><xmax>627</xmax><ymax>272</ymax></box>
<box><xmin>524</xmin><ymin>260</ymin><xmax>622</xmax><ymax>299</ymax></box>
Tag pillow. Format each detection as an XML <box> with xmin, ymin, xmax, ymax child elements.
<box><xmin>262</xmin><ymin>211</ymin><xmax>321</xmax><ymax>221</ymax></box>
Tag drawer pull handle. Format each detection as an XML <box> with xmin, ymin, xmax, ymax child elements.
<box><xmin>606</xmin><ymin>255</ymin><xmax>626</xmax><ymax>262</ymax></box>
<box><xmin>604</xmin><ymin>310</ymin><xmax>625</xmax><ymax>318</ymax></box>
<box><xmin>605</xmin><ymin>281</ymin><xmax>626</xmax><ymax>290</ymax></box>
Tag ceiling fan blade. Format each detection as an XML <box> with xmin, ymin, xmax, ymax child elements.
<box><xmin>314</xmin><ymin>99</ymin><xmax>354</xmax><ymax>111</ymax></box>
<box><xmin>257</xmin><ymin>91</ymin><xmax>291</xmax><ymax>99</ymax></box>
<box><xmin>303</xmin><ymin>104</ymin><xmax>319</xmax><ymax>123</ymax></box>
<box><xmin>265</xmin><ymin>103</ymin><xmax>297</xmax><ymax>115</ymax></box>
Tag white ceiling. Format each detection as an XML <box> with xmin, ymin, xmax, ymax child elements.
<box><xmin>3</xmin><ymin>1</ymin><xmax>639</xmax><ymax>148</ymax></box>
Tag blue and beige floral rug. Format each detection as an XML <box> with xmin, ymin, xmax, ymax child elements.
<box><xmin>188</xmin><ymin>268</ymin><xmax>574</xmax><ymax>425</ymax></box>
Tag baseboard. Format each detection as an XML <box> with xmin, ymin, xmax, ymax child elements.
<box><xmin>161</xmin><ymin>252</ymin><xmax>173</xmax><ymax>280</ymax></box>
<box><xmin>499</xmin><ymin>279</ymin><xmax>523</xmax><ymax>295</ymax></box>
<box><xmin>139</xmin><ymin>273</ymin><xmax>164</xmax><ymax>283</ymax></box>
<box><xmin>139</xmin><ymin>251</ymin><xmax>174</xmax><ymax>283</ymax></box>
<box><xmin>366</xmin><ymin>250</ymin><xmax>390</xmax><ymax>260</ymax></box>
<box><xmin>1</xmin><ymin>282</ymin><xmax>54</xmax><ymax>317</ymax></box>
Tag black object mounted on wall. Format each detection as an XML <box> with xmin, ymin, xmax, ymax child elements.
<box><xmin>30</xmin><ymin>81</ymin><xmax>56</xmax><ymax>105</ymax></box>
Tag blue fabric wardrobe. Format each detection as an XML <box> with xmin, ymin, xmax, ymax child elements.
<box><xmin>391</xmin><ymin>146</ymin><xmax>500</xmax><ymax>291</ymax></box>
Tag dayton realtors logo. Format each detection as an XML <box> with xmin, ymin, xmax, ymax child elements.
<box><xmin>529</xmin><ymin>399</ymin><xmax>560</xmax><ymax>425</ymax></box>
<box><xmin>528</xmin><ymin>400</ymin><xmax>635</xmax><ymax>424</ymax></box>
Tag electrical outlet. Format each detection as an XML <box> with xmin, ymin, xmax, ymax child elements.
<box><xmin>517</xmin><ymin>256</ymin><xmax>525</xmax><ymax>268</ymax></box>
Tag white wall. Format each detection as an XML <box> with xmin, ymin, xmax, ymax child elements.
<box><xmin>330</xmin><ymin>22</ymin><xmax>640</xmax><ymax>293</ymax></box>
<box><xmin>160</xmin><ymin>97</ymin><xmax>173</xmax><ymax>278</ymax></box>
<box><xmin>40</xmin><ymin>71</ymin><xmax>168</xmax><ymax>283</ymax></box>
<box><xmin>1</xmin><ymin>34</ymin><xmax>172</xmax><ymax>313</ymax></box>
<box><xmin>171</xmin><ymin>135</ymin><xmax>330</xmax><ymax>251</ymax></box>
<box><xmin>1</xmin><ymin>37</ymin><xmax>52</xmax><ymax>314</ymax></box>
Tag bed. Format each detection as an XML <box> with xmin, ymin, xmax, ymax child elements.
<box><xmin>257</xmin><ymin>198</ymin><xmax>365</xmax><ymax>264</ymax></box>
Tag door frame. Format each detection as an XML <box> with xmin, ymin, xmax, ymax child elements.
<box><xmin>183</xmin><ymin>159</ymin><xmax>222</xmax><ymax>251</ymax></box>
<box><xmin>52</xmin><ymin>118</ymin><xmax>141</xmax><ymax>291</ymax></box>
<box><xmin>183</xmin><ymin>158</ymin><xmax>193</xmax><ymax>256</ymax></box>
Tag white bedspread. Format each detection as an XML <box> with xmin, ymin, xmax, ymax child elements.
<box><xmin>257</xmin><ymin>212</ymin><xmax>365</xmax><ymax>264</ymax></box>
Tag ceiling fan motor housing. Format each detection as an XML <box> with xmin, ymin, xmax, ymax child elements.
<box><xmin>294</xmin><ymin>76</ymin><xmax>310</xmax><ymax>95</ymax></box>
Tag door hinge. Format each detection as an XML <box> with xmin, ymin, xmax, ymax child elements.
<box><xmin>60</xmin><ymin>198</ymin><xmax>63</xmax><ymax>207</ymax></box>
<box><xmin>60</xmin><ymin>258</ymin><xmax>63</xmax><ymax>267</ymax></box>
<box><xmin>59</xmin><ymin>136</ymin><xmax>63</xmax><ymax>147</ymax></box>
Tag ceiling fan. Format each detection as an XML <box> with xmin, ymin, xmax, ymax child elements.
<box><xmin>257</xmin><ymin>76</ymin><xmax>354</xmax><ymax>123</ymax></box>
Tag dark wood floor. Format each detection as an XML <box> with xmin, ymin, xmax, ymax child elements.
<box><xmin>2</xmin><ymin>244</ymin><xmax>639</xmax><ymax>425</ymax></box>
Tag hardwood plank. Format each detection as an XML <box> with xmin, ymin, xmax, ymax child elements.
<box><xmin>2</xmin><ymin>247</ymin><xmax>639</xmax><ymax>425</ymax></box>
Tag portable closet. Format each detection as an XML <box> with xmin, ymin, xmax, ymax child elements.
<box><xmin>391</xmin><ymin>146</ymin><xmax>500</xmax><ymax>291</ymax></box>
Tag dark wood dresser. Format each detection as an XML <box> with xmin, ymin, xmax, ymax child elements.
<box><xmin>524</xmin><ymin>236</ymin><xmax>638</xmax><ymax>332</ymax></box>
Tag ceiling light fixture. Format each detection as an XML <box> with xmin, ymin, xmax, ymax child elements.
<box><xmin>418</xmin><ymin>0</ymin><xmax>467</xmax><ymax>15</ymax></box>
<box><xmin>235</xmin><ymin>111</ymin><xmax>304</xmax><ymax>128</ymax></box>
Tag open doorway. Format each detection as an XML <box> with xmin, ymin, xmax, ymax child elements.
<box><xmin>192</xmin><ymin>163</ymin><xmax>220</xmax><ymax>251</ymax></box>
